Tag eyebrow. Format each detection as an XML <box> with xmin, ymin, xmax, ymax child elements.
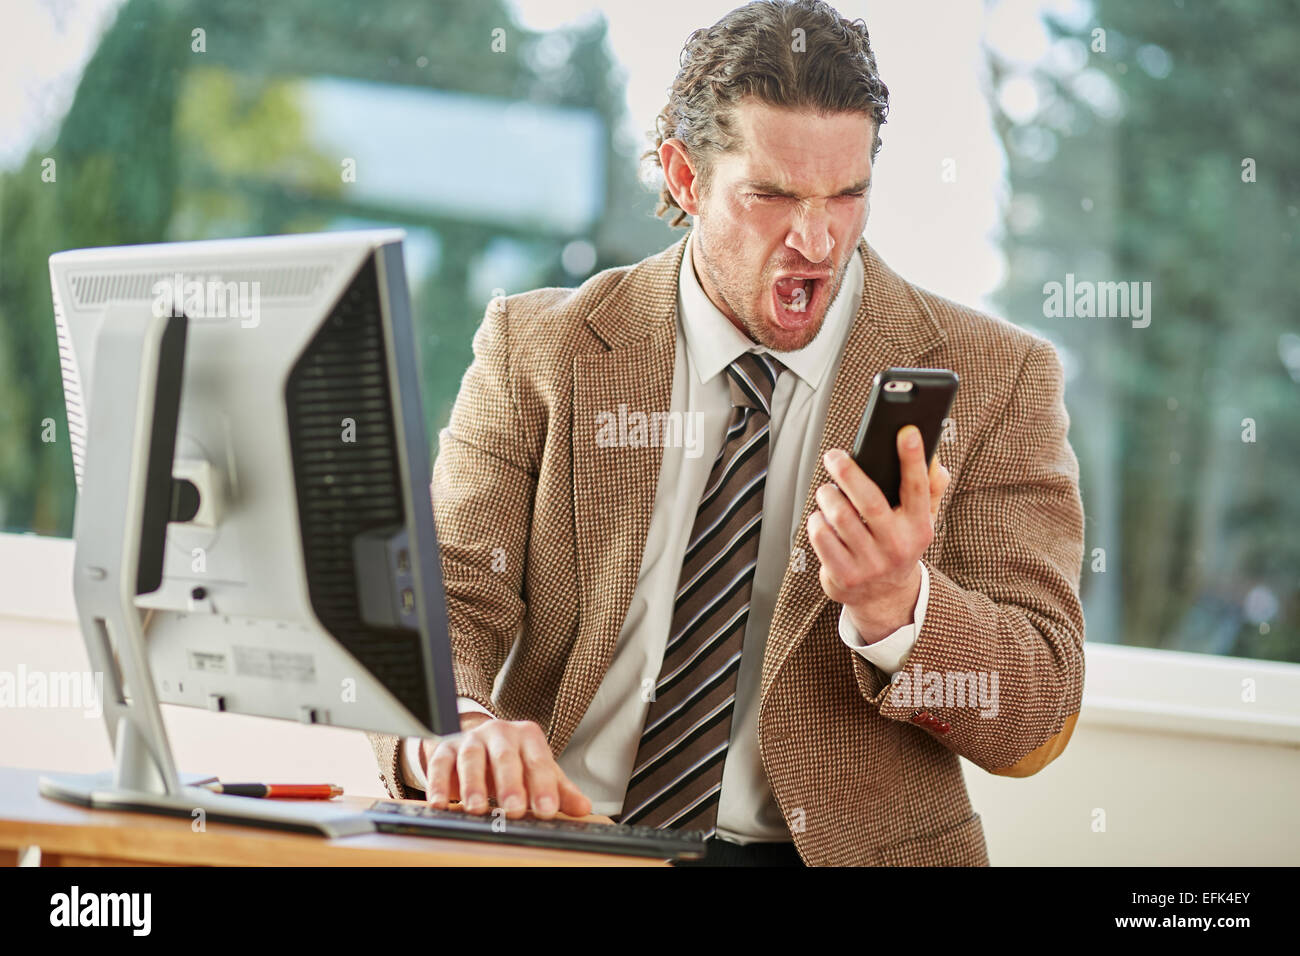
<box><xmin>741</xmin><ymin>177</ymin><xmax>871</xmax><ymax>198</ymax></box>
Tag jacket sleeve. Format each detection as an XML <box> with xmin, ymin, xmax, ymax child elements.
<box><xmin>852</xmin><ymin>340</ymin><xmax>1085</xmax><ymax>776</ymax></box>
<box><xmin>367</xmin><ymin>296</ymin><xmax>537</xmax><ymax>798</ymax></box>
<box><xmin>366</xmin><ymin>730</ymin><xmax>422</xmax><ymax>800</ymax></box>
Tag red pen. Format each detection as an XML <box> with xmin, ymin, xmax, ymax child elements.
<box><xmin>199</xmin><ymin>782</ymin><xmax>343</xmax><ymax>799</ymax></box>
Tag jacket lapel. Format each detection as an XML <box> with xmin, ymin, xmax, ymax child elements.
<box><xmin>552</xmin><ymin>232</ymin><xmax>946</xmax><ymax>749</ymax></box>
<box><xmin>552</xmin><ymin>234</ymin><xmax>687</xmax><ymax>752</ymax></box>
<box><xmin>759</xmin><ymin>238</ymin><xmax>946</xmax><ymax>700</ymax></box>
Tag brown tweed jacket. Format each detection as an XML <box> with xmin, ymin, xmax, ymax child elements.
<box><xmin>369</xmin><ymin>231</ymin><xmax>1086</xmax><ymax>866</ymax></box>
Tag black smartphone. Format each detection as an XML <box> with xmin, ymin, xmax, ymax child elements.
<box><xmin>849</xmin><ymin>368</ymin><xmax>959</xmax><ymax>508</ymax></box>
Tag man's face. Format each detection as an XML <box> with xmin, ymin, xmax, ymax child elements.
<box><xmin>682</xmin><ymin>99</ymin><xmax>875</xmax><ymax>352</ymax></box>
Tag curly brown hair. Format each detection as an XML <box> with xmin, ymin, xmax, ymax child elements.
<box><xmin>643</xmin><ymin>0</ymin><xmax>890</xmax><ymax>227</ymax></box>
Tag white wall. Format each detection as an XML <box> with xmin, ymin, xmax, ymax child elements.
<box><xmin>0</xmin><ymin>535</ymin><xmax>389</xmax><ymax>799</ymax></box>
<box><xmin>0</xmin><ymin>615</ymin><xmax>390</xmax><ymax>800</ymax></box>
<box><xmin>3</xmin><ymin>533</ymin><xmax>1299</xmax><ymax>863</ymax></box>
<box><xmin>963</xmin><ymin>721</ymin><xmax>1300</xmax><ymax>865</ymax></box>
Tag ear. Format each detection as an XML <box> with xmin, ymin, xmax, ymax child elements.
<box><xmin>659</xmin><ymin>138</ymin><xmax>703</xmax><ymax>217</ymax></box>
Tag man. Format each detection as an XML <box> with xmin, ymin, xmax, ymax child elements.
<box><xmin>369</xmin><ymin>0</ymin><xmax>1085</xmax><ymax>867</ymax></box>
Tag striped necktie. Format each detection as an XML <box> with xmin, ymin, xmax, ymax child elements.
<box><xmin>618</xmin><ymin>350</ymin><xmax>785</xmax><ymax>835</ymax></box>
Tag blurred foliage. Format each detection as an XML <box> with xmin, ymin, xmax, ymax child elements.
<box><xmin>988</xmin><ymin>0</ymin><xmax>1299</xmax><ymax>661</ymax></box>
<box><xmin>0</xmin><ymin>0</ymin><xmax>675</xmax><ymax>537</ymax></box>
<box><xmin>6</xmin><ymin>0</ymin><xmax>1294</xmax><ymax>665</ymax></box>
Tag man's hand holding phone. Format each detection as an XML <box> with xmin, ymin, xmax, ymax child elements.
<box><xmin>808</xmin><ymin>424</ymin><xmax>950</xmax><ymax>644</ymax></box>
<box><xmin>419</xmin><ymin>713</ymin><xmax>594</xmax><ymax>820</ymax></box>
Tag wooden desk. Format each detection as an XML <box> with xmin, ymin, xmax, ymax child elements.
<box><xmin>0</xmin><ymin>767</ymin><xmax>667</xmax><ymax>867</ymax></box>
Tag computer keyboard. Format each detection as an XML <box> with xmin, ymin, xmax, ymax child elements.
<box><xmin>366</xmin><ymin>800</ymin><xmax>708</xmax><ymax>861</ymax></box>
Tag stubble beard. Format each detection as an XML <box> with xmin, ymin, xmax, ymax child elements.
<box><xmin>693</xmin><ymin>223</ymin><xmax>849</xmax><ymax>353</ymax></box>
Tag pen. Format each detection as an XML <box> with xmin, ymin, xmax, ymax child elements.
<box><xmin>199</xmin><ymin>782</ymin><xmax>343</xmax><ymax>799</ymax></box>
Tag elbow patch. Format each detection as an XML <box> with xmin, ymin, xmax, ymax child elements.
<box><xmin>990</xmin><ymin>710</ymin><xmax>1079</xmax><ymax>777</ymax></box>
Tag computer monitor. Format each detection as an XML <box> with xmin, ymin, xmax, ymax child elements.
<box><xmin>41</xmin><ymin>230</ymin><xmax>459</xmax><ymax>834</ymax></box>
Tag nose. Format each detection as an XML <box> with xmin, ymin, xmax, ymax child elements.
<box><xmin>786</xmin><ymin>205</ymin><xmax>835</xmax><ymax>265</ymax></box>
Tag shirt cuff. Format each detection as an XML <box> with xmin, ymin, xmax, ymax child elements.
<box><xmin>400</xmin><ymin>735</ymin><xmax>428</xmax><ymax>792</ymax></box>
<box><xmin>837</xmin><ymin>560</ymin><xmax>929</xmax><ymax>675</ymax></box>
<box><xmin>399</xmin><ymin>697</ymin><xmax>497</xmax><ymax>793</ymax></box>
<box><xmin>456</xmin><ymin>696</ymin><xmax>495</xmax><ymax>719</ymax></box>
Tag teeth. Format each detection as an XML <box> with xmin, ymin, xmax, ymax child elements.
<box><xmin>777</xmin><ymin>279</ymin><xmax>812</xmax><ymax>311</ymax></box>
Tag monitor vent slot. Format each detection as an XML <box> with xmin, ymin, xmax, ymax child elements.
<box><xmin>52</xmin><ymin>284</ymin><xmax>89</xmax><ymax>487</ymax></box>
<box><xmin>68</xmin><ymin>264</ymin><xmax>332</xmax><ymax>308</ymax></box>
<box><xmin>284</xmin><ymin>256</ymin><xmax>428</xmax><ymax>721</ymax></box>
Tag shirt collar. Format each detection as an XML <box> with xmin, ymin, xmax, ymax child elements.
<box><xmin>677</xmin><ymin>229</ymin><xmax>863</xmax><ymax>390</ymax></box>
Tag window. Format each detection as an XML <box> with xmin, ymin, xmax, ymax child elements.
<box><xmin>985</xmin><ymin>0</ymin><xmax>1299</xmax><ymax>663</ymax></box>
<box><xmin>0</xmin><ymin>0</ymin><xmax>675</xmax><ymax>537</ymax></box>
<box><xmin>2</xmin><ymin>0</ymin><xmax>1294</xmax><ymax>666</ymax></box>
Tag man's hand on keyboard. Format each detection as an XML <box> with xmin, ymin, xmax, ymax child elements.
<box><xmin>419</xmin><ymin>713</ymin><xmax>593</xmax><ymax>821</ymax></box>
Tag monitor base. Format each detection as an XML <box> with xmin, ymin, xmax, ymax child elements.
<box><xmin>38</xmin><ymin>771</ymin><xmax>373</xmax><ymax>838</ymax></box>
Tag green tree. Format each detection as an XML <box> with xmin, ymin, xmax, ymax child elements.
<box><xmin>987</xmin><ymin>0</ymin><xmax>1300</xmax><ymax>661</ymax></box>
<box><xmin>0</xmin><ymin>0</ymin><xmax>674</xmax><ymax>536</ymax></box>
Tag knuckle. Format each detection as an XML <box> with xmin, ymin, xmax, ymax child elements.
<box><xmin>457</xmin><ymin>740</ymin><xmax>485</xmax><ymax>763</ymax></box>
<box><xmin>520</xmin><ymin>749</ymin><xmax>551</xmax><ymax>773</ymax></box>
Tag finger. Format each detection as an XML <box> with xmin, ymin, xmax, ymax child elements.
<box><xmin>555</xmin><ymin>769</ymin><xmax>593</xmax><ymax>818</ymax></box>
<box><xmin>517</xmin><ymin>726</ymin><xmax>562</xmax><ymax>819</ymax></box>
<box><xmin>813</xmin><ymin>481</ymin><xmax>873</xmax><ymax>553</ymax></box>
<box><xmin>486</xmin><ymin>731</ymin><xmax>528</xmax><ymax>818</ymax></box>
<box><xmin>425</xmin><ymin>739</ymin><xmax>459</xmax><ymax>808</ymax></box>
<box><xmin>455</xmin><ymin>735</ymin><xmax>490</xmax><ymax>814</ymax></box>
<box><xmin>806</xmin><ymin>510</ymin><xmax>856</xmax><ymax>589</ymax></box>
<box><xmin>822</xmin><ymin>449</ymin><xmax>891</xmax><ymax>528</ymax></box>
<box><xmin>928</xmin><ymin>457</ymin><xmax>950</xmax><ymax>496</ymax></box>
<box><xmin>897</xmin><ymin>425</ymin><xmax>930</xmax><ymax>523</ymax></box>
<box><xmin>928</xmin><ymin>459</ymin><xmax>951</xmax><ymax>522</ymax></box>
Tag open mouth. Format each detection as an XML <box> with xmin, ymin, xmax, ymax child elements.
<box><xmin>771</xmin><ymin>274</ymin><xmax>827</xmax><ymax>327</ymax></box>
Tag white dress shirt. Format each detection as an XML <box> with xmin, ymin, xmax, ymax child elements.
<box><xmin>403</xmin><ymin>232</ymin><xmax>929</xmax><ymax>843</ymax></box>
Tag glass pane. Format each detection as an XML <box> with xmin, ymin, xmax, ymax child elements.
<box><xmin>2</xmin><ymin>0</ymin><xmax>1294</xmax><ymax>666</ymax></box>
<box><xmin>0</xmin><ymin>0</ymin><xmax>676</xmax><ymax>537</ymax></box>
<box><xmin>986</xmin><ymin>0</ymin><xmax>1299</xmax><ymax>662</ymax></box>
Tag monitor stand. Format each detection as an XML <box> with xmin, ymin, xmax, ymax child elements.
<box><xmin>38</xmin><ymin>304</ymin><xmax>372</xmax><ymax>838</ymax></box>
